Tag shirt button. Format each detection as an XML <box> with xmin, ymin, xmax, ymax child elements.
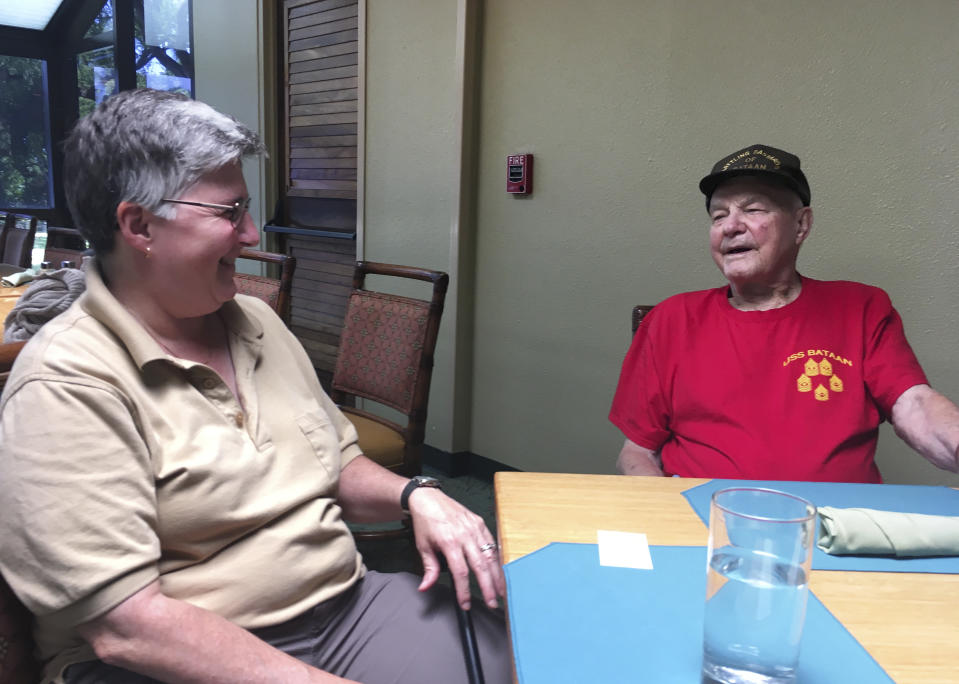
<box><xmin>234</xmin><ymin>412</ymin><xmax>244</xmax><ymax>428</ymax></box>
<box><xmin>202</xmin><ymin>378</ymin><xmax>217</xmax><ymax>390</ymax></box>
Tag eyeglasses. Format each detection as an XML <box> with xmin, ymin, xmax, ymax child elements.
<box><xmin>161</xmin><ymin>196</ymin><xmax>252</xmax><ymax>228</ymax></box>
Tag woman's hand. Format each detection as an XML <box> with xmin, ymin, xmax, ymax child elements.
<box><xmin>337</xmin><ymin>455</ymin><xmax>505</xmax><ymax>611</ymax></box>
<box><xmin>406</xmin><ymin>487</ymin><xmax>506</xmax><ymax>611</ymax></box>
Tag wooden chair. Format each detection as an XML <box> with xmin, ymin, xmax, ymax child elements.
<box><xmin>0</xmin><ymin>215</ymin><xmax>36</xmax><ymax>269</ymax></box>
<box><xmin>0</xmin><ymin>340</ymin><xmax>39</xmax><ymax>684</ymax></box>
<box><xmin>632</xmin><ymin>304</ymin><xmax>655</xmax><ymax>334</ymax></box>
<box><xmin>330</xmin><ymin>262</ymin><xmax>449</xmax><ymax>538</ymax></box>
<box><xmin>0</xmin><ymin>213</ymin><xmax>10</xmax><ymax>252</ymax></box>
<box><xmin>44</xmin><ymin>247</ymin><xmax>85</xmax><ymax>268</ymax></box>
<box><xmin>47</xmin><ymin>226</ymin><xmax>87</xmax><ymax>251</ymax></box>
<box><xmin>233</xmin><ymin>248</ymin><xmax>296</xmax><ymax>323</ymax></box>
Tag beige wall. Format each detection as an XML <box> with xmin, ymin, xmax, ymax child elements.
<box><xmin>362</xmin><ymin>0</ymin><xmax>959</xmax><ymax>486</ymax></box>
<box><xmin>364</xmin><ymin>0</ymin><xmax>476</xmax><ymax>452</ymax></box>
<box><xmin>194</xmin><ymin>0</ymin><xmax>275</xmax><ymax>259</ymax></box>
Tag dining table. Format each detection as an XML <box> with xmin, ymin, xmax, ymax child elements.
<box><xmin>0</xmin><ymin>282</ymin><xmax>30</xmax><ymax>324</ymax></box>
<box><xmin>495</xmin><ymin>471</ymin><xmax>959</xmax><ymax>684</ymax></box>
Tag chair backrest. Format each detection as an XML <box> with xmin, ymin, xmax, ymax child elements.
<box><xmin>43</xmin><ymin>247</ymin><xmax>85</xmax><ymax>269</ymax></box>
<box><xmin>233</xmin><ymin>248</ymin><xmax>296</xmax><ymax>323</ymax></box>
<box><xmin>330</xmin><ymin>262</ymin><xmax>449</xmax><ymax>457</ymax></box>
<box><xmin>1</xmin><ymin>215</ymin><xmax>37</xmax><ymax>269</ymax></box>
<box><xmin>47</xmin><ymin>226</ymin><xmax>87</xmax><ymax>250</ymax></box>
<box><xmin>0</xmin><ymin>213</ymin><xmax>11</xmax><ymax>254</ymax></box>
<box><xmin>632</xmin><ymin>304</ymin><xmax>655</xmax><ymax>334</ymax></box>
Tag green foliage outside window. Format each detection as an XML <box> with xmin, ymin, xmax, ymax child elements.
<box><xmin>0</xmin><ymin>0</ymin><xmax>191</xmax><ymax>210</ymax></box>
<box><xmin>0</xmin><ymin>55</ymin><xmax>52</xmax><ymax>208</ymax></box>
<box><xmin>78</xmin><ymin>47</ymin><xmax>118</xmax><ymax>118</ymax></box>
<box><xmin>78</xmin><ymin>1</ymin><xmax>117</xmax><ymax>119</ymax></box>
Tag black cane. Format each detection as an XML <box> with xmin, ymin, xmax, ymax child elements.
<box><xmin>451</xmin><ymin>572</ymin><xmax>485</xmax><ymax>684</ymax></box>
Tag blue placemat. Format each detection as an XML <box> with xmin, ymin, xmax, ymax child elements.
<box><xmin>504</xmin><ymin>543</ymin><xmax>891</xmax><ymax>684</ymax></box>
<box><xmin>681</xmin><ymin>479</ymin><xmax>959</xmax><ymax>573</ymax></box>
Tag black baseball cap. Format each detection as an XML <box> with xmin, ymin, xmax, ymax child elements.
<box><xmin>699</xmin><ymin>144</ymin><xmax>811</xmax><ymax>208</ymax></box>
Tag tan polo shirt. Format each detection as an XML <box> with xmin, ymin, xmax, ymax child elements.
<box><xmin>0</xmin><ymin>264</ymin><xmax>364</xmax><ymax>683</ymax></box>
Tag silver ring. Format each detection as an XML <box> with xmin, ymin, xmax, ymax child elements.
<box><xmin>479</xmin><ymin>542</ymin><xmax>498</xmax><ymax>553</ymax></box>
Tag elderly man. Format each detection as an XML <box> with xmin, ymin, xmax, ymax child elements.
<box><xmin>609</xmin><ymin>144</ymin><xmax>959</xmax><ymax>482</ymax></box>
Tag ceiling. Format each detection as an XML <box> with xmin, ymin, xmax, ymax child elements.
<box><xmin>0</xmin><ymin>1</ymin><xmax>66</xmax><ymax>31</ymax></box>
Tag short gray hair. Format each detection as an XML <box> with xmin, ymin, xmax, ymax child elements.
<box><xmin>63</xmin><ymin>89</ymin><xmax>265</xmax><ymax>255</ymax></box>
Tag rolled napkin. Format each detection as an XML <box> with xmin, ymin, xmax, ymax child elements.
<box><xmin>1</xmin><ymin>271</ymin><xmax>34</xmax><ymax>287</ymax></box>
<box><xmin>3</xmin><ymin>268</ymin><xmax>86</xmax><ymax>342</ymax></box>
<box><xmin>817</xmin><ymin>506</ymin><xmax>959</xmax><ymax>557</ymax></box>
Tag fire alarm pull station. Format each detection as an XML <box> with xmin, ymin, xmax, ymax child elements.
<box><xmin>507</xmin><ymin>154</ymin><xmax>533</xmax><ymax>195</ymax></box>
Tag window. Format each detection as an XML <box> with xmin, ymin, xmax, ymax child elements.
<box><xmin>0</xmin><ymin>0</ymin><xmax>194</xmax><ymax>215</ymax></box>
<box><xmin>78</xmin><ymin>0</ymin><xmax>117</xmax><ymax>116</ymax></box>
<box><xmin>136</xmin><ymin>0</ymin><xmax>192</xmax><ymax>95</ymax></box>
<box><xmin>0</xmin><ymin>55</ymin><xmax>54</xmax><ymax>208</ymax></box>
<box><xmin>78</xmin><ymin>0</ymin><xmax>194</xmax><ymax>114</ymax></box>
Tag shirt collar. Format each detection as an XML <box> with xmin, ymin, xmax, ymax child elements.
<box><xmin>80</xmin><ymin>258</ymin><xmax>265</xmax><ymax>370</ymax></box>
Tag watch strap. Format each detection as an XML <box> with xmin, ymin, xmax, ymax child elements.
<box><xmin>400</xmin><ymin>476</ymin><xmax>441</xmax><ymax>513</ymax></box>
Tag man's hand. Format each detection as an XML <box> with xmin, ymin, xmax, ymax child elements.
<box><xmin>890</xmin><ymin>384</ymin><xmax>959</xmax><ymax>472</ymax></box>
<box><xmin>407</xmin><ymin>487</ymin><xmax>505</xmax><ymax>612</ymax></box>
<box><xmin>617</xmin><ymin>438</ymin><xmax>666</xmax><ymax>476</ymax></box>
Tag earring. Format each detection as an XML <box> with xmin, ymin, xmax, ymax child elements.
<box><xmin>145</xmin><ymin>246</ymin><xmax>151</xmax><ymax>259</ymax></box>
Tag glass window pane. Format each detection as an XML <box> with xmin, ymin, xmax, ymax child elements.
<box><xmin>144</xmin><ymin>0</ymin><xmax>190</xmax><ymax>51</ymax></box>
<box><xmin>136</xmin><ymin>0</ymin><xmax>193</xmax><ymax>96</ymax></box>
<box><xmin>78</xmin><ymin>46</ymin><xmax>118</xmax><ymax>117</ymax></box>
<box><xmin>0</xmin><ymin>56</ymin><xmax>53</xmax><ymax>208</ymax></box>
<box><xmin>84</xmin><ymin>0</ymin><xmax>115</xmax><ymax>41</ymax></box>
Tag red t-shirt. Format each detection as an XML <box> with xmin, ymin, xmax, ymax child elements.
<box><xmin>609</xmin><ymin>277</ymin><xmax>928</xmax><ymax>483</ymax></box>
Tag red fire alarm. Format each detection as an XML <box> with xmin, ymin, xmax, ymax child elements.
<box><xmin>507</xmin><ymin>154</ymin><xmax>533</xmax><ymax>195</ymax></box>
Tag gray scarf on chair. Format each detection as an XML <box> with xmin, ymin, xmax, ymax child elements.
<box><xmin>3</xmin><ymin>268</ymin><xmax>87</xmax><ymax>342</ymax></box>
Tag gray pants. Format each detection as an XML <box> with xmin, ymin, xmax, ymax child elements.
<box><xmin>65</xmin><ymin>571</ymin><xmax>510</xmax><ymax>684</ymax></box>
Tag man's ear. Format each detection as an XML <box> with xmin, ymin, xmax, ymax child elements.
<box><xmin>795</xmin><ymin>206</ymin><xmax>813</xmax><ymax>246</ymax></box>
<box><xmin>115</xmin><ymin>201</ymin><xmax>153</xmax><ymax>254</ymax></box>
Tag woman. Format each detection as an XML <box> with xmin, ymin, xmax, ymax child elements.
<box><xmin>0</xmin><ymin>89</ymin><xmax>508</xmax><ymax>684</ymax></box>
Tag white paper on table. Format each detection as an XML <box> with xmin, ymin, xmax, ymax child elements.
<box><xmin>596</xmin><ymin>530</ymin><xmax>654</xmax><ymax>570</ymax></box>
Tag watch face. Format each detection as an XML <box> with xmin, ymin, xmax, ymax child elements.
<box><xmin>414</xmin><ymin>476</ymin><xmax>441</xmax><ymax>487</ymax></box>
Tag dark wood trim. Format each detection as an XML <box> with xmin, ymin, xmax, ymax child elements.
<box><xmin>275</xmin><ymin>0</ymin><xmax>290</xmax><ymax>235</ymax></box>
<box><xmin>0</xmin><ymin>27</ymin><xmax>48</xmax><ymax>57</ymax></box>
<box><xmin>113</xmin><ymin>0</ymin><xmax>137</xmax><ymax>92</ymax></box>
<box><xmin>265</xmin><ymin>224</ymin><xmax>355</xmax><ymax>239</ymax></box>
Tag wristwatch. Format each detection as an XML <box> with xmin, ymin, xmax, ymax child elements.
<box><xmin>400</xmin><ymin>475</ymin><xmax>442</xmax><ymax>513</ymax></box>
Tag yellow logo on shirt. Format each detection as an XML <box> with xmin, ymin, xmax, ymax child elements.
<box><xmin>784</xmin><ymin>348</ymin><xmax>852</xmax><ymax>402</ymax></box>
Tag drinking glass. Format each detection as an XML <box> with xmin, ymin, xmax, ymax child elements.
<box><xmin>702</xmin><ymin>487</ymin><xmax>817</xmax><ymax>684</ymax></box>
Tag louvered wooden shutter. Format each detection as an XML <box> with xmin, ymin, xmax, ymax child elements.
<box><xmin>280</xmin><ymin>0</ymin><xmax>359</xmax><ymax>379</ymax></box>
<box><xmin>285</xmin><ymin>0</ymin><xmax>358</xmax><ymax>199</ymax></box>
